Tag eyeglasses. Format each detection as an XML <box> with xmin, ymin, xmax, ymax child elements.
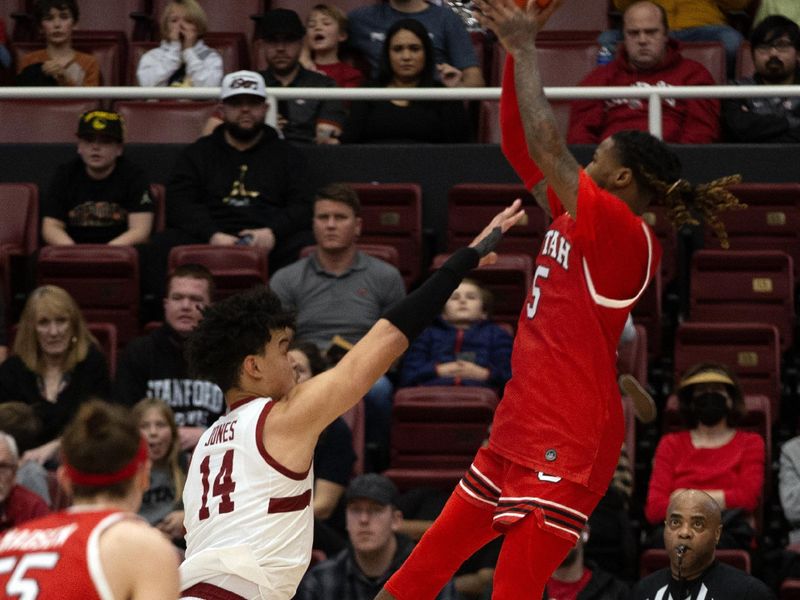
<box><xmin>754</xmin><ymin>39</ymin><xmax>796</xmax><ymax>53</ymax></box>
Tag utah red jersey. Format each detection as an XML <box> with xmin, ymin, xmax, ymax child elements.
<box><xmin>489</xmin><ymin>169</ymin><xmax>661</xmax><ymax>494</ymax></box>
<box><xmin>0</xmin><ymin>508</ymin><xmax>128</xmax><ymax>600</ymax></box>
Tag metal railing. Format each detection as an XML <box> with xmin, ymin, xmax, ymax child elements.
<box><xmin>1</xmin><ymin>84</ymin><xmax>799</xmax><ymax>139</ymax></box>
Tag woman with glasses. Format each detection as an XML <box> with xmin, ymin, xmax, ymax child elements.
<box><xmin>0</xmin><ymin>285</ymin><xmax>110</xmax><ymax>467</ymax></box>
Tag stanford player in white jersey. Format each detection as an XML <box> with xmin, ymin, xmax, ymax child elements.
<box><xmin>0</xmin><ymin>401</ymin><xmax>180</xmax><ymax>599</ymax></box>
<box><xmin>378</xmin><ymin>2</ymin><xmax>744</xmax><ymax>600</ymax></box>
<box><xmin>178</xmin><ymin>201</ymin><xmax>526</xmax><ymax>599</ymax></box>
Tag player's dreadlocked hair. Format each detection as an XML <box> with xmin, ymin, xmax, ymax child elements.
<box><xmin>611</xmin><ymin>130</ymin><xmax>745</xmax><ymax>248</ymax></box>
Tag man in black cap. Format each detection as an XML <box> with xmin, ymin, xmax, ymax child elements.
<box><xmin>41</xmin><ymin>110</ymin><xmax>153</xmax><ymax>246</ymax></box>
<box><xmin>259</xmin><ymin>8</ymin><xmax>346</xmax><ymax>145</ymax></box>
<box><xmin>295</xmin><ymin>474</ymin><xmax>462</xmax><ymax>600</ymax></box>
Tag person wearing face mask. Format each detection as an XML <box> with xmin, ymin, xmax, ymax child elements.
<box><xmin>644</xmin><ymin>363</ymin><xmax>765</xmax><ymax>548</ymax></box>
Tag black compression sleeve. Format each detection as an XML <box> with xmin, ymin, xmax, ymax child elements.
<box><xmin>383</xmin><ymin>247</ymin><xmax>480</xmax><ymax>342</ymax></box>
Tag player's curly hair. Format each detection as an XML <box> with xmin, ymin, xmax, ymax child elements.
<box><xmin>611</xmin><ymin>130</ymin><xmax>746</xmax><ymax>248</ymax></box>
<box><xmin>186</xmin><ymin>286</ymin><xmax>295</xmax><ymax>393</ymax></box>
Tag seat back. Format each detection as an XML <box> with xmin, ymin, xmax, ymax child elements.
<box><xmin>300</xmin><ymin>243</ymin><xmax>401</xmax><ymax>271</ymax></box>
<box><xmin>87</xmin><ymin>322</ymin><xmax>118</xmax><ymax>379</ymax></box>
<box><xmin>36</xmin><ymin>245</ymin><xmax>140</xmax><ymax>344</ymax></box>
<box><xmin>431</xmin><ymin>253</ymin><xmax>532</xmax><ymax>331</ymax></box>
<box><xmin>680</xmin><ymin>41</ymin><xmax>726</xmax><ymax>84</ymax></box>
<box><xmin>62</xmin><ymin>0</ymin><xmax>142</xmax><ymax>37</ymax></box>
<box><xmin>541</xmin><ymin>0</ymin><xmax>609</xmax><ymax>36</ymax></box>
<box><xmin>491</xmin><ymin>40</ymin><xmax>600</xmax><ymax>87</ymax></box>
<box><xmin>631</xmin><ymin>269</ymin><xmax>662</xmax><ymax>360</ymax></box>
<box><xmin>641</xmin><ymin>205</ymin><xmax>678</xmax><ymax>287</ymax></box>
<box><xmin>0</xmin><ymin>99</ymin><xmax>99</xmax><ymax>143</ymax></box>
<box><xmin>347</xmin><ymin>183</ymin><xmax>422</xmax><ymax>288</ymax></box>
<box><xmin>478</xmin><ymin>98</ymin><xmax>572</xmax><ymax>142</ymax></box>
<box><xmin>709</xmin><ymin>183</ymin><xmax>800</xmax><ymax>280</ymax></box>
<box><xmin>447</xmin><ymin>183</ymin><xmax>550</xmax><ymax>257</ymax></box>
<box><xmin>153</xmin><ymin>0</ymin><xmax>262</xmax><ymax>37</ymax></box>
<box><xmin>113</xmin><ymin>100</ymin><xmax>217</xmax><ymax>143</ymax></box>
<box><xmin>689</xmin><ymin>250</ymin><xmax>795</xmax><ymax>351</ymax></box>
<box><xmin>640</xmin><ymin>548</ymin><xmax>751</xmax><ymax>578</ymax></box>
<box><xmin>383</xmin><ymin>386</ymin><xmax>498</xmax><ymax>492</ymax></box>
<box><xmin>674</xmin><ymin>322</ymin><xmax>781</xmax><ymax>422</ymax></box>
<box><xmin>736</xmin><ymin>41</ymin><xmax>755</xmax><ymax>79</ymax></box>
<box><xmin>149</xmin><ymin>183</ymin><xmax>166</xmax><ymax>232</ymax></box>
<box><xmin>168</xmin><ymin>244</ymin><xmax>268</xmax><ymax>300</ymax></box>
<box><xmin>0</xmin><ymin>183</ymin><xmax>38</xmax><ymax>257</ymax></box>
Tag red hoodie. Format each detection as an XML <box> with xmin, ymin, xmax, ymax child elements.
<box><xmin>567</xmin><ymin>39</ymin><xmax>719</xmax><ymax>144</ymax></box>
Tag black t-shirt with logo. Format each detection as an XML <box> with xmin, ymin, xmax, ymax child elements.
<box><xmin>43</xmin><ymin>156</ymin><xmax>153</xmax><ymax>244</ymax></box>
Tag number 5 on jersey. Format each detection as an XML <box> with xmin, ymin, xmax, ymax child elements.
<box><xmin>526</xmin><ymin>265</ymin><xmax>550</xmax><ymax>319</ymax></box>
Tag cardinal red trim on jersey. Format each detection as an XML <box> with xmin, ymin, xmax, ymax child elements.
<box><xmin>227</xmin><ymin>395</ymin><xmax>259</xmax><ymax>411</ymax></box>
<box><xmin>255</xmin><ymin>400</ymin><xmax>311</xmax><ymax>481</ymax></box>
<box><xmin>181</xmin><ymin>582</ymin><xmax>247</xmax><ymax>600</ymax></box>
<box><xmin>267</xmin><ymin>489</ymin><xmax>312</xmax><ymax>514</ymax></box>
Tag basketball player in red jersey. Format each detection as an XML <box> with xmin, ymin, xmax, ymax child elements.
<box><xmin>378</xmin><ymin>1</ymin><xmax>744</xmax><ymax>599</ymax></box>
<box><xmin>0</xmin><ymin>400</ymin><xmax>180</xmax><ymax>599</ymax></box>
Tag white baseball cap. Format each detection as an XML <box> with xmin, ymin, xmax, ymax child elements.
<box><xmin>220</xmin><ymin>70</ymin><xmax>267</xmax><ymax>101</ymax></box>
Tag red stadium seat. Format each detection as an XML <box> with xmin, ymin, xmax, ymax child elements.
<box><xmin>490</xmin><ymin>40</ymin><xmax>600</xmax><ymax>87</ymax></box>
<box><xmin>0</xmin><ymin>182</ymin><xmax>39</xmax><ymax>315</ymax></box>
<box><xmin>674</xmin><ymin>322</ymin><xmax>781</xmax><ymax>422</ymax></box>
<box><xmin>710</xmin><ymin>183</ymin><xmax>800</xmax><ymax>280</ymax></box>
<box><xmin>0</xmin><ymin>99</ymin><xmax>99</xmax><ymax>143</ymax></box>
<box><xmin>689</xmin><ymin>250</ymin><xmax>795</xmax><ymax>351</ymax></box>
<box><xmin>540</xmin><ymin>0</ymin><xmax>609</xmax><ymax>37</ymax></box>
<box><xmin>735</xmin><ymin>42</ymin><xmax>755</xmax><ymax>80</ymax></box>
<box><xmin>341</xmin><ymin>399</ymin><xmax>365</xmax><ymax>476</ymax></box>
<box><xmin>87</xmin><ymin>322</ymin><xmax>118</xmax><ymax>379</ymax></box>
<box><xmin>36</xmin><ymin>245</ymin><xmax>140</xmax><ymax>344</ymax></box>
<box><xmin>641</xmin><ymin>205</ymin><xmax>678</xmax><ymax>287</ymax></box>
<box><xmin>300</xmin><ymin>243</ymin><xmax>401</xmax><ymax>271</ymax></box>
<box><xmin>67</xmin><ymin>0</ymin><xmax>149</xmax><ymax>39</ymax></box>
<box><xmin>782</xmin><ymin>578</ymin><xmax>800</xmax><ymax>599</ymax></box>
<box><xmin>640</xmin><ymin>548</ymin><xmax>751</xmax><ymax>578</ymax></box>
<box><xmin>383</xmin><ymin>386</ymin><xmax>498</xmax><ymax>492</ymax></box>
<box><xmin>113</xmin><ymin>100</ymin><xmax>216</xmax><ymax>143</ymax></box>
<box><xmin>347</xmin><ymin>183</ymin><xmax>423</xmax><ymax>288</ymax></box>
<box><xmin>152</xmin><ymin>0</ymin><xmax>263</xmax><ymax>38</ymax></box>
<box><xmin>680</xmin><ymin>41</ymin><xmax>726</xmax><ymax>84</ymax></box>
<box><xmin>446</xmin><ymin>183</ymin><xmax>550</xmax><ymax>257</ymax></box>
<box><xmin>168</xmin><ymin>244</ymin><xmax>268</xmax><ymax>300</ymax></box>
<box><xmin>631</xmin><ymin>269</ymin><xmax>662</xmax><ymax>360</ymax></box>
<box><xmin>431</xmin><ymin>253</ymin><xmax>533</xmax><ymax>331</ymax></box>
<box><xmin>478</xmin><ymin>99</ymin><xmax>572</xmax><ymax>142</ymax></box>
<box><xmin>149</xmin><ymin>183</ymin><xmax>166</xmax><ymax>233</ymax></box>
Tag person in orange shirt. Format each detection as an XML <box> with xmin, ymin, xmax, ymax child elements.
<box><xmin>16</xmin><ymin>0</ymin><xmax>100</xmax><ymax>86</ymax></box>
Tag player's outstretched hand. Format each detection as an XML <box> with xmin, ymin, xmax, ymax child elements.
<box><xmin>469</xmin><ymin>198</ymin><xmax>526</xmax><ymax>267</ymax></box>
<box><xmin>473</xmin><ymin>0</ymin><xmax>563</xmax><ymax>55</ymax></box>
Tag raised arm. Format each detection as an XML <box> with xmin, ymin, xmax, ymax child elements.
<box><xmin>286</xmin><ymin>201</ymin><xmax>527</xmax><ymax>440</ymax></box>
<box><xmin>476</xmin><ymin>0</ymin><xmax>580</xmax><ymax>216</ymax></box>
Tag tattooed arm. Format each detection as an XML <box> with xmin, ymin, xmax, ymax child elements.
<box><xmin>475</xmin><ymin>0</ymin><xmax>580</xmax><ymax>217</ymax></box>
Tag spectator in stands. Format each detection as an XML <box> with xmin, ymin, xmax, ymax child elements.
<box><xmin>632</xmin><ymin>490</ymin><xmax>774</xmax><ymax>599</ymax></box>
<box><xmin>779</xmin><ymin>434</ymin><xmax>800</xmax><ymax>544</ymax></box>
<box><xmin>347</xmin><ymin>0</ymin><xmax>484</xmax><ymax>87</ymax></box>
<box><xmin>0</xmin><ymin>431</ymin><xmax>49</xmax><ymax>533</ymax></box>
<box><xmin>340</xmin><ymin>19</ymin><xmax>472</xmax><ymax>144</ymax></box>
<box><xmin>644</xmin><ymin>362</ymin><xmax>764</xmax><ymax>548</ymax></box>
<box><xmin>114</xmin><ymin>264</ymin><xmax>224</xmax><ymax>451</ymax></box>
<box><xmin>41</xmin><ymin>110</ymin><xmax>154</xmax><ymax>246</ymax></box>
<box><xmin>295</xmin><ymin>473</ymin><xmax>462</xmax><ymax>600</ymax></box>
<box><xmin>133</xmin><ymin>398</ymin><xmax>186</xmax><ymax>547</ymax></box>
<box><xmin>16</xmin><ymin>0</ymin><xmax>100</xmax><ymax>86</ymax></box>
<box><xmin>569</xmin><ymin>1</ymin><xmax>720</xmax><ymax>145</ymax></box>
<box><xmin>289</xmin><ymin>340</ymin><xmax>356</xmax><ymax>557</ymax></box>
<box><xmin>269</xmin><ymin>183</ymin><xmax>404</xmax><ymax>470</ymax></box>
<box><xmin>302</xmin><ymin>3</ymin><xmax>364</xmax><ymax>88</ymax></box>
<box><xmin>755</xmin><ymin>1</ymin><xmax>800</xmax><ymax>27</ymax></box>
<box><xmin>259</xmin><ymin>8</ymin><xmax>346</xmax><ymax>144</ymax></box>
<box><xmin>399</xmin><ymin>279</ymin><xmax>512</xmax><ymax>391</ymax></box>
<box><xmin>136</xmin><ymin>0</ymin><xmax>223</xmax><ymax>88</ymax></box>
<box><xmin>0</xmin><ymin>18</ymin><xmax>11</xmax><ymax>70</ymax></box>
<box><xmin>600</xmin><ymin>0</ymin><xmax>750</xmax><ymax>79</ymax></box>
<box><xmin>153</xmin><ymin>70</ymin><xmax>314</xmax><ymax>295</ymax></box>
<box><xmin>0</xmin><ymin>286</ymin><xmax>110</xmax><ymax>466</ymax></box>
<box><xmin>722</xmin><ymin>16</ymin><xmax>800</xmax><ymax>142</ymax></box>
<box><xmin>0</xmin><ymin>403</ymin><xmax>50</xmax><ymax>506</ymax></box>
<box><xmin>0</xmin><ymin>295</ymin><xmax>6</xmax><ymax>365</ymax></box>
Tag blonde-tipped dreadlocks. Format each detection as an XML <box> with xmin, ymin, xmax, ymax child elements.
<box><xmin>642</xmin><ymin>172</ymin><xmax>746</xmax><ymax>249</ymax></box>
<box><xmin>610</xmin><ymin>130</ymin><xmax>747</xmax><ymax>249</ymax></box>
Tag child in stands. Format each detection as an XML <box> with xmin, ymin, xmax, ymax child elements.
<box><xmin>302</xmin><ymin>3</ymin><xmax>364</xmax><ymax>88</ymax></box>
